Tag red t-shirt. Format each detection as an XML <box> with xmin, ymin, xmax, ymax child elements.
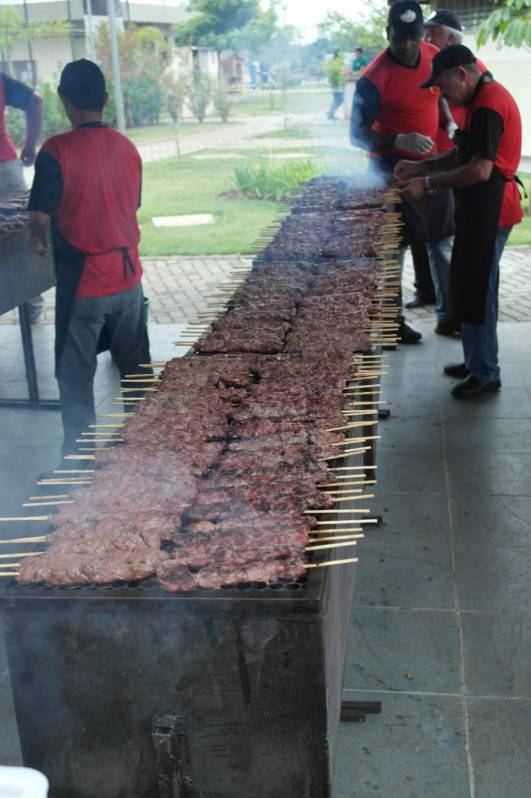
<box><xmin>40</xmin><ymin>125</ymin><xmax>143</xmax><ymax>297</ymax></box>
<box><xmin>360</xmin><ymin>41</ymin><xmax>440</xmax><ymax>160</ymax></box>
<box><xmin>436</xmin><ymin>57</ymin><xmax>489</xmax><ymax>153</ymax></box>
<box><xmin>464</xmin><ymin>79</ymin><xmax>522</xmax><ymax>228</ymax></box>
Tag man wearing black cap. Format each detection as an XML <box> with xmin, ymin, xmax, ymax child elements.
<box><xmin>350</xmin><ymin>0</ymin><xmax>455</xmax><ymax>344</ymax></box>
<box><xmin>28</xmin><ymin>59</ymin><xmax>151</xmax><ymax>455</ymax></box>
<box><xmin>396</xmin><ymin>45</ymin><xmax>522</xmax><ymax>399</ymax></box>
<box><xmin>424</xmin><ymin>9</ymin><xmax>463</xmax><ymax>50</ymax></box>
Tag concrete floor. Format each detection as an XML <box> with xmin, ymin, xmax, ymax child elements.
<box><xmin>0</xmin><ymin>320</ymin><xmax>530</xmax><ymax>795</ymax></box>
<box><xmin>334</xmin><ymin>320</ymin><xmax>531</xmax><ymax>798</ymax></box>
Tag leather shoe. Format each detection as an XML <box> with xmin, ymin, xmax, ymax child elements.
<box><xmin>405</xmin><ymin>293</ymin><xmax>436</xmax><ymax>309</ymax></box>
<box><xmin>444</xmin><ymin>363</ymin><xmax>470</xmax><ymax>379</ymax></box>
<box><xmin>398</xmin><ymin>322</ymin><xmax>422</xmax><ymax>344</ymax></box>
<box><xmin>435</xmin><ymin>319</ymin><xmax>461</xmax><ymax>337</ymax></box>
<box><xmin>451</xmin><ymin>375</ymin><xmax>501</xmax><ymax>400</ymax></box>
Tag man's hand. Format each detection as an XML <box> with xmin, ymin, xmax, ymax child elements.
<box><xmin>29</xmin><ymin>211</ymin><xmax>51</xmax><ymax>257</ymax></box>
<box><xmin>395</xmin><ymin>133</ymin><xmax>434</xmax><ymax>156</ymax></box>
<box><xmin>20</xmin><ymin>144</ymin><xmax>37</xmax><ymax>167</ymax></box>
<box><xmin>400</xmin><ymin>177</ymin><xmax>427</xmax><ymax>201</ymax></box>
<box><xmin>393</xmin><ymin>159</ymin><xmax>422</xmax><ymax>183</ymax></box>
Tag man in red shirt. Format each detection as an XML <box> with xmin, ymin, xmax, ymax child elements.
<box><xmin>350</xmin><ymin>0</ymin><xmax>455</xmax><ymax>343</ymax></box>
<box><xmin>396</xmin><ymin>45</ymin><xmax>522</xmax><ymax>399</ymax></box>
<box><xmin>28</xmin><ymin>59</ymin><xmax>151</xmax><ymax>454</ymax></box>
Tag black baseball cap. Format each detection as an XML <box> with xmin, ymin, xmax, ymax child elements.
<box><xmin>388</xmin><ymin>0</ymin><xmax>425</xmax><ymax>38</ymax></box>
<box><xmin>58</xmin><ymin>59</ymin><xmax>106</xmax><ymax>110</ymax></box>
<box><xmin>420</xmin><ymin>44</ymin><xmax>477</xmax><ymax>88</ymax></box>
<box><xmin>425</xmin><ymin>9</ymin><xmax>463</xmax><ymax>31</ymax></box>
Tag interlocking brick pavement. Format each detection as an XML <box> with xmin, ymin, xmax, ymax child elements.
<box><xmin>2</xmin><ymin>248</ymin><xmax>530</xmax><ymax>327</ymax></box>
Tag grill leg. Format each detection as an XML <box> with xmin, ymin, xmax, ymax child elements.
<box><xmin>18</xmin><ymin>303</ymin><xmax>40</xmax><ymax>403</ymax></box>
<box><xmin>341</xmin><ymin>700</ymin><xmax>382</xmax><ymax>723</ymax></box>
<box><xmin>152</xmin><ymin>712</ymin><xmax>194</xmax><ymax>798</ymax></box>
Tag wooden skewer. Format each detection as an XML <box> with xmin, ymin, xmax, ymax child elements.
<box><xmin>113</xmin><ymin>398</ymin><xmax>145</xmax><ymax>403</ymax></box>
<box><xmin>76</xmin><ymin>439</ymin><xmax>122</xmax><ymax>444</ymax></box>
<box><xmin>0</xmin><ymin>551</ymin><xmax>44</xmax><ymax>560</ymax></box>
<box><xmin>304</xmin><ymin>508</ymin><xmax>371</xmax><ymax>515</ymax></box>
<box><xmin>54</xmin><ymin>470</ymin><xmax>95</xmax><ymax>474</ymax></box>
<box><xmin>64</xmin><ymin>455</ymin><xmax>96</xmax><ymax>460</ymax></box>
<box><xmin>81</xmin><ymin>431</ymin><xmax>120</xmax><ymax>436</ymax></box>
<box><xmin>99</xmin><ymin>413</ymin><xmax>134</xmax><ymax>418</ymax></box>
<box><xmin>328</xmin><ymin>465</ymin><xmax>377</xmax><ymax>471</ymax></box>
<box><xmin>29</xmin><ymin>494</ymin><xmax>68</xmax><ymax>500</ymax></box>
<box><xmin>320</xmin><ymin>448</ymin><xmax>370</xmax><ymax>461</ymax></box>
<box><xmin>120</xmin><ymin>378</ymin><xmax>160</xmax><ymax>384</ymax></box>
<box><xmin>0</xmin><ymin>536</ymin><xmax>47</xmax><ymax>545</ymax></box>
<box><xmin>305</xmin><ymin>541</ymin><xmax>358</xmax><ymax>552</ymax></box>
<box><xmin>0</xmin><ymin>572</ymin><xmax>20</xmax><ymax>576</ymax></box>
<box><xmin>308</xmin><ymin>534</ymin><xmax>364</xmax><ymax>542</ymax></box>
<box><xmin>310</xmin><ymin>528</ymin><xmax>364</xmax><ymax>535</ymax></box>
<box><xmin>0</xmin><ymin>516</ymin><xmax>49</xmax><ymax>522</ymax></box>
<box><xmin>333</xmin><ymin>493</ymin><xmax>375</xmax><ymax>503</ymax></box>
<box><xmin>38</xmin><ymin>480</ymin><xmax>92</xmax><ymax>486</ymax></box>
<box><xmin>316</xmin><ymin>518</ymin><xmax>378</xmax><ymax>527</ymax></box>
<box><xmin>325</xmin><ymin>488</ymin><xmax>363</xmax><ymax>495</ymax></box>
<box><xmin>120</xmin><ymin>387</ymin><xmax>158</xmax><ymax>393</ymax></box>
<box><xmin>331</xmin><ymin>436</ymin><xmax>381</xmax><ymax>447</ymax></box>
<box><xmin>328</xmin><ymin>420</ymin><xmax>377</xmax><ymax>432</ymax></box>
<box><xmin>22</xmin><ymin>500</ymin><xmax>73</xmax><ymax>508</ymax></box>
<box><xmin>89</xmin><ymin>423</ymin><xmax>125</xmax><ymax>429</ymax></box>
<box><xmin>322</xmin><ymin>480</ymin><xmax>376</xmax><ymax>488</ymax></box>
<box><xmin>304</xmin><ymin>558</ymin><xmax>358</xmax><ymax>569</ymax></box>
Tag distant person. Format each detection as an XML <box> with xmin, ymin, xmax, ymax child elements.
<box><xmin>28</xmin><ymin>59</ymin><xmax>151</xmax><ymax>456</ymax></box>
<box><xmin>325</xmin><ymin>51</ymin><xmax>345</xmax><ymax>121</ymax></box>
<box><xmin>351</xmin><ymin>47</ymin><xmax>368</xmax><ymax>73</ymax></box>
<box><xmin>0</xmin><ymin>72</ymin><xmax>44</xmax><ymax>323</ymax></box>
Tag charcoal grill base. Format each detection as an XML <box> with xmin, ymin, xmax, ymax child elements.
<box><xmin>1</xmin><ymin>553</ymin><xmax>355</xmax><ymax>798</ymax></box>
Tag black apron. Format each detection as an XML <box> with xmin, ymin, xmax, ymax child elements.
<box><xmin>448</xmin><ymin>162</ymin><xmax>506</xmax><ymax>325</ymax></box>
<box><xmin>52</xmin><ymin>226</ymin><xmax>137</xmax><ymax>374</ymax></box>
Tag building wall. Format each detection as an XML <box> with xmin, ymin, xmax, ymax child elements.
<box><xmin>9</xmin><ymin>37</ymin><xmax>78</xmax><ymax>84</ymax></box>
<box><xmin>465</xmin><ymin>34</ymin><xmax>531</xmax><ymax>157</ymax></box>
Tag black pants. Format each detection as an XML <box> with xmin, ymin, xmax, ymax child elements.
<box><xmin>56</xmin><ymin>282</ymin><xmax>151</xmax><ymax>456</ymax></box>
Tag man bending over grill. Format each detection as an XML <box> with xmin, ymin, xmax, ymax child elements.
<box><xmin>28</xmin><ymin>59</ymin><xmax>151</xmax><ymax>456</ymax></box>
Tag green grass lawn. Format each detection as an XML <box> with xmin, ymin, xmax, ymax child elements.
<box><xmin>139</xmin><ymin>148</ymin><xmax>299</xmax><ymax>256</ymax></box>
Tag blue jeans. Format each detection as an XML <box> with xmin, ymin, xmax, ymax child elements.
<box><xmin>428</xmin><ymin>236</ymin><xmax>453</xmax><ymax>321</ymax></box>
<box><xmin>461</xmin><ymin>226</ymin><xmax>512</xmax><ymax>382</ymax></box>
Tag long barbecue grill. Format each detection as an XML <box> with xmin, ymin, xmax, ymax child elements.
<box><xmin>0</xmin><ymin>176</ymin><xmax>401</xmax><ymax>797</ymax></box>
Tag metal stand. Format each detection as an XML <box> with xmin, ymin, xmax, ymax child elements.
<box><xmin>152</xmin><ymin>712</ymin><xmax>196</xmax><ymax>798</ymax></box>
<box><xmin>0</xmin><ymin>303</ymin><xmax>60</xmax><ymax>410</ymax></box>
<box><xmin>341</xmin><ymin>700</ymin><xmax>382</xmax><ymax>723</ymax></box>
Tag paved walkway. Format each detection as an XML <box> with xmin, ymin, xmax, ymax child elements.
<box><xmin>3</xmin><ymin>247</ymin><xmax>530</xmax><ymax>327</ymax></box>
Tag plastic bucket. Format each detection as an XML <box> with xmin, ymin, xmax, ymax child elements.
<box><xmin>0</xmin><ymin>767</ymin><xmax>49</xmax><ymax>798</ymax></box>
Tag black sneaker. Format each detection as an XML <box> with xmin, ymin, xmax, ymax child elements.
<box><xmin>444</xmin><ymin>363</ymin><xmax>470</xmax><ymax>379</ymax></box>
<box><xmin>435</xmin><ymin>319</ymin><xmax>461</xmax><ymax>337</ymax></box>
<box><xmin>451</xmin><ymin>375</ymin><xmax>501</xmax><ymax>400</ymax></box>
<box><xmin>398</xmin><ymin>322</ymin><xmax>422</xmax><ymax>344</ymax></box>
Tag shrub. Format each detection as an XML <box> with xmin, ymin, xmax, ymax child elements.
<box><xmin>124</xmin><ymin>74</ymin><xmax>164</xmax><ymax>127</ymax></box>
<box><xmin>213</xmin><ymin>82</ymin><xmax>232</xmax><ymax>123</ymax></box>
<box><xmin>186</xmin><ymin>73</ymin><xmax>212</xmax><ymax>123</ymax></box>
<box><xmin>231</xmin><ymin>160</ymin><xmax>320</xmax><ymax>202</ymax></box>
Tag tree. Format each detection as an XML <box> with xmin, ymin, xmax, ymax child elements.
<box><xmin>478</xmin><ymin>0</ymin><xmax>531</xmax><ymax>47</ymax></box>
<box><xmin>95</xmin><ymin>23</ymin><xmax>171</xmax><ymax>126</ymax></box>
<box><xmin>174</xmin><ymin>0</ymin><xmax>259</xmax><ymax>74</ymax></box>
<box><xmin>317</xmin><ymin>2</ymin><xmax>387</xmax><ymax>56</ymax></box>
<box><xmin>0</xmin><ymin>8</ymin><xmax>69</xmax><ymax>76</ymax></box>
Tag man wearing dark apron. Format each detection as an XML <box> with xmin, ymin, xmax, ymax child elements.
<box><xmin>28</xmin><ymin>59</ymin><xmax>151</xmax><ymax>453</ymax></box>
<box><xmin>350</xmin><ymin>0</ymin><xmax>455</xmax><ymax>343</ymax></box>
<box><xmin>395</xmin><ymin>45</ymin><xmax>522</xmax><ymax>400</ymax></box>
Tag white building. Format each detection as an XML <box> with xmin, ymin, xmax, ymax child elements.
<box><xmin>0</xmin><ymin>0</ymin><xmax>187</xmax><ymax>85</ymax></box>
